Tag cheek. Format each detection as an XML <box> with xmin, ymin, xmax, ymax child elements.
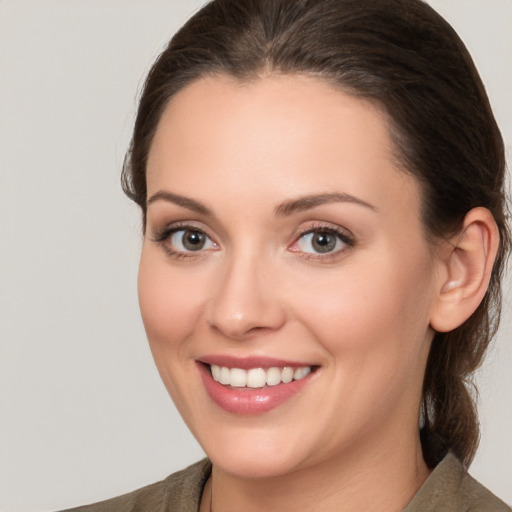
<box><xmin>137</xmin><ymin>248</ymin><xmax>202</xmax><ymax>350</ymax></box>
<box><xmin>292</xmin><ymin>246</ymin><xmax>435</xmax><ymax>369</ymax></box>
<box><xmin>293</xmin><ymin>251</ymin><xmax>435</xmax><ymax>435</ymax></box>
<box><xmin>137</xmin><ymin>248</ymin><xmax>211</xmax><ymax>416</ymax></box>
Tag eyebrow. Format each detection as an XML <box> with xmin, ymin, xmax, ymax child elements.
<box><xmin>146</xmin><ymin>190</ymin><xmax>376</xmax><ymax>218</ymax></box>
<box><xmin>146</xmin><ymin>191</ymin><xmax>212</xmax><ymax>216</ymax></box>
<box><xmin>275</xmin><ymin>192</ymin><xmax>377</xmax><ymax>216</ymax></box>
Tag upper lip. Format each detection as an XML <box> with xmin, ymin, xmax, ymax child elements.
<box><xmin>198</xmin><ymin>355</ymin><xmax>317</xmax><ymax>369</ymax></box>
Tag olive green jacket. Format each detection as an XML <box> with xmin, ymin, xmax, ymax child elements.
<box><xmin>62</xmin><ymin>453</ymin><xmax>510</xmax><ymax>511</ymax></box>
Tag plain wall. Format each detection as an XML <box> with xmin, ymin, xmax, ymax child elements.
<box><xmin>0</xmin><ymin>1</ymin><xmax>510</xmax><ymax>510</ymax></box>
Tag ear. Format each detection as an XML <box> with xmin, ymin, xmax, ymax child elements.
<box><xmin>430</xmin><ymin>207</ymin><xmax>500</xmax><ymax>333</ymax></box>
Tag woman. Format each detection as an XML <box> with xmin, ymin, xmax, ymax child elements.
<box><xmin>66</xmin><ymin>0</ymin><xmax>510</xmax><ymax>510</ymax></box>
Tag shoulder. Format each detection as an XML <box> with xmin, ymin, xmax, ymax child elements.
<box><xmin>404</xmin><ymin>453</ymin><xmax>511</xmax><ymax>512</ymax></box>
<box><xmin>459</xmin><ymin>471</ymin><xmax>511</xmax><ymax>512</ymax></box>
<box><xmin>59</xmin><ymin>459</ymin><xmax>211</xmax><ymax>512</ymax></box>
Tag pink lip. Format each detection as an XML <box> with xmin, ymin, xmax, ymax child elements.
<box><xmin>199</xmin><ymin>354</ymin><xmax>312</xmax><ymax>369</ymax></box>
<box><xmin>197</xmin><ymin>358</ymin><xmax>316</xmax><ymax>415</ymax></box>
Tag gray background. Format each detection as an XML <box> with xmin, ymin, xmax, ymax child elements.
<box><xmin>0</xmin><ymin>1</ymin><xmax>510</xmax><ymax>510</ymax></box>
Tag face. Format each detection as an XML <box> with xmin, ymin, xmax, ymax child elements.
<box><xmin>139</xmin><ymin>74</ymin><xmax>440</xmax><ymax>479</ymax></box>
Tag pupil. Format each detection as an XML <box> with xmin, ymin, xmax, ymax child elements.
<box><xmin>312</xmin><ymin>232</ymin><xmax>335</xmax><ymax>253</ymax></box>
<box><xmin>183</xmin><ymin>230</ymin><xmax>205</xmax><ymax>251</ymax></box>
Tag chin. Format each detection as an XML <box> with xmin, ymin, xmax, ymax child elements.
<box><xmin>210</xmin><ymin>449</ymin><xmax>305</xmax><ymax>480</ymax></box>
<box><xmin>194</xmin><ymin>420</ymin><xmax>318</xmax><ymax>479</ymax></box>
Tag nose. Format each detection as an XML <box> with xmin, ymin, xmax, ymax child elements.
<box><xmin>207</xmin><ymin>254</ymin><xmax>286</xmax><ymax>341</ymax></box>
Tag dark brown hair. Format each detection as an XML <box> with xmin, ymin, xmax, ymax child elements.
<box><xmin>122</xmin><ymin>0</ymin><xmax>510</xmax><ymax>468</ymax></box>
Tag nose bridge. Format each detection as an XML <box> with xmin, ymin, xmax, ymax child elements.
<box><xmin>208</xmin><ymin>246</ymin><xmax>285</xmax><ymax>340</ymax></box>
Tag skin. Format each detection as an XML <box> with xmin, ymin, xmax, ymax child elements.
<box><xmin>139</xmin><ymin>74</ymin><xmax>451</xmax><ymax>511</ymax></box>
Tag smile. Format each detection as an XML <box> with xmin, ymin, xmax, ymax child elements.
<box><xmin>210</xmin><ymin>365</ymin><xmax>312</xmax><ymax>388</ymax></box>
<box><xmin>198</xmin><ymin>359</ymin><xmax>318</xmax><ymax>415</ymax></box>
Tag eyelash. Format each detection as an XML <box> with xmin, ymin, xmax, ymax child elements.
<box><xmin>150</xmin><ymin>222</ymin><xmax>355</xmax><ymax>260</ymax></box>
<box><xmin>291</xmin><ymin>224</ymin><xmax>355</xmax><ymax>261</ymax></box>
<box><xmin>150</xmin><ymin>222</ymin><xmax>218</xmax><ymax>260</ymax></box>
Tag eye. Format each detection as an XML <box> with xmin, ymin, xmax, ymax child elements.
<box><xmin>151</xmin><ymin>224</ymin><xmax>218</xmax><ymax>258</ymax></box>
<box><xmin>169</xmin><ymin>229</ymin><xmax>217</xmax><ymax>253</ymax></box>
<box><xmin>291</xmin><ymin>227</ymin><xmax>354</xmax><ymax>256</ymax></box>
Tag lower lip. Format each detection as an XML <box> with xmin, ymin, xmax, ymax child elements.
<box><xmin>198</xmin><ymin>363</ymin><xmax>314</xmax><ymax>415</ymax></box>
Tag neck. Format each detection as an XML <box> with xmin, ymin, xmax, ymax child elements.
<box><xmin>206</xmin><ymin>431</ymin><xmax>430</xmax><ymax>512</ymax></box>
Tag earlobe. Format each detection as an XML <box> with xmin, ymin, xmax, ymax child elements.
<box><xmin>430</xmin><ymin>207</ymin><xmax>499</xmax><ymax>333</ymax></box>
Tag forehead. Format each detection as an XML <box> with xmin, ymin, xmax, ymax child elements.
<box><xmin>149</xmin><ymin>73</ymin><xmax>394</xmax><ymax>170</ymax></box>
<box><xmin>146</xmin><ymin>73</ymin><xmax>420</xmax><ymax>219</ymax></box>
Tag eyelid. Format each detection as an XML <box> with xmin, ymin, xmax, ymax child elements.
<box><xmin>289</xmin><ymin>222</ymin><xmax>355</xmax><ymax>259</ymax></box>
<box><xmin>150</xmin><ymin>220</ymin><xmax>213</xmax><ymax>241</ymax></box>
<box><xmin>150</xmin><ymin>220</ymin><xmax>219</xmax><ymax>258</ymax></box>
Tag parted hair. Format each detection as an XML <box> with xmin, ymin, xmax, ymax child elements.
<box><xmin>122</xmin><ymin>0</ymin><xmax>510</xmax><ymax>468</ymax></box>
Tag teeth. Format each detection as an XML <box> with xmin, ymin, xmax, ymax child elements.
<box><xmin>282</xmin><ymin>367</ymin><xmax>294</xmax><ymax>383</ymax></box>
<box><xmin>247</xmin><ymin>368</ymin><xmax>267</xmax><ymax>388</ymax></box>
<box><xmin>219</xmin><ymin>366</ymin><xmax>231</xmax><ymax>385</ymax></box>
<box><xmin>210</xmin><ymin>364</ymin><xmax>312</xmax><ymax>388</ymax></box>
<box><xmin>266</xmin><ymin>367</ymin><xmax>282</xmax><ymax>386</ymax></box>
<box><xmin>230</xmin><ymin>368</ymin><xmax>247</xmax><ymax>387</ymax></box>
<box><xmin>294</xmin><ymin>367</ymin><xmax>311</xmax><ymax>380</ymax></box>
<box><xmin>211</xmin><ymin>364</ymin><xmax>221</xmax><ymax>381</ymax></box>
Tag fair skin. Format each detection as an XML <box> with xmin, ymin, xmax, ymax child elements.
<box><xmin>138</xmin><ymin>74</ymin><xmax>498</xmax><ymax>512</ymax></box>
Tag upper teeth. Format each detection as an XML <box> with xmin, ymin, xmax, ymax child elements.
<box><xmin>210</xmin><ymin>365</ymin><xmax>311</xmax><ymax>388</ymax></box>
